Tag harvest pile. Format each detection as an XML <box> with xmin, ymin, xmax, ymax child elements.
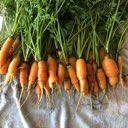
<box><xmin>0</xmin><ymin>0</ymin><xmax>128</xmax><ymax>108</ymax></box>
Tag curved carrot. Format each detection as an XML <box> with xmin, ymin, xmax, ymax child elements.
<box><xmin>0</xmin><ymin>58</ymin><xmax>11</xmax><ymax>75</ymax></box>
<box><xmin>8</xmin><ymin>54</ymin><xmax>21</xmax><ymax>76</ymax></box>
<box><xmin>67</xmin><ymin>64</ymin><xmax>79</xmax><ymax>92</ymax></box>
<box><xmin>0</xmin><ymin>37</ymin><xmax>14</xmax><ymax>67</ymax></box>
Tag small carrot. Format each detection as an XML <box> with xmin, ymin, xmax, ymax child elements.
<box><xmin>0</xmin><ymin>58</ymin><xmax>11</xmax><ymax>75</ymax></box>
<box><xmin>99</xmin><ymin>47</ymin><xmax>106</xmax><ymax>64</ymax></box>
<box><xmin>64</xmin><ymin>68</ymin><xmax>71</xmax><ymax>98</ymax></box>
<box><xmin>8</xmin><ymin>54</ymin><xmax>21</xmax><ymax>77</ymax></box>
<box><xmin>97</xmin><ymin>68</ymin><xmax>109</xmax><ymax>103</ymax></box>
<box><xmin>89</xmin><ymin>51</ymin><xmax>94</xmax><ymax>64</ymax></box>
<box><xmin>8</xmin><ymin>36</ymin><xmax>20</xmax><ymax>57</ymax></box>
<box><xmin>124</xmin><ymin>74</ymin><xmax>128</xmax><ymax>84</ymax></box>
<box><xmin>117</xmin><ymin>55</ymin><xmax>123</xmax><ymax>86</ymax></box>
<box><xmin>36</xmin><ymin>83</ymin><xmax>42</xmax><ymax>105</ymax></box>
<box><xmin>102</xmin><ymin>55</ymin><xmax>119</xmax><ymax>87</ymax></box>
<box><xmin>69</xmin><ymin>57</ymin><xmax>77</xmax><ymax>72</ymax></box>
<box><xmin>0</xmin><ymin>37</ymin><xmax>14</xmax><ymax>67</ymax></box>
<box><xmin>19</xmin><ymin>63</ymin><xmax>29</xmax><ymax>101</ymax></box>
<box><xmin>67</xmin><ymin>64</ymin><xmax>79</xmax><ymax>92</ymax></box>
<box><xmin>21</xmin><ymin>61</ymin><xmax>38</xmax><ymax>107</ymax></box>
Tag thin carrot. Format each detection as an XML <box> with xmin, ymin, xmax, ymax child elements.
<box><xmin>69</xmin><ymin>57</ymin><xmax>77</xmax><ymax>72</ymax></box>
<box><xmin>67</xmin><ymin>64</ymin><xmax>79</xmax><ymax>92</ymax></box>
<box><xmin>0</xmin><ymin>58</ymin><xmax>11</xmax><ymax>75</ymax></box>
<box><xmin>19</xmin><ymin>63</ymin><xmax>29</xmax><ymax>101</ymax></box>
<box><xmin>21</xmin><ymin>61</ymin><xmax>38</xmax><ymax>107</ymax></box>
<box><xmin>99</xmin><ymin>47</ymin><xmax>106</xmax><ymax>64</ymax></box>
<box><xmin>102</xmin><ymin>55</ymin><xmax>119</xmax><ymax>87</ymax></box>
<box><xmin>0</xmin><ymin>37</ymin><xmax>14</xmax><ymax>67</ymax></box>
<box><xmin>8</xmin><ymin>36</ymin><xmax>20</xmax><ymax>57</ymax></box>
<box><xmin>89</xmin><ymin>51</ymin><xmax>94</xmax><ymax>64</ymax></box>
<box><xmin>36</xmin><ymin>83</ymin><xmax>42</xmax><ymax>105</ymax></box>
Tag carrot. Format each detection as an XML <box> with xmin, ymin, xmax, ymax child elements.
<box><xmin>58</xmin><ymin>63</ymin><xmax>65</xmax><ymax>86</ymax></box>
<box><xmin>4</xmin><ymin>72</ymin><xmax>12</xmax><ymax>85</ymax></box>
<box><xmin>21</xmin><ymin>61</ymin><xmax>38</xmax><ymax>107</ymax></box>
<box><xmin>64</xmin><ymin>68</ymin><xmax>71</xmax><ymax>98</ymax></box>
<box><xmin>89</xmin><ymin>51</ymin><xmax>94</xmax><ymax>64</ymax></box>
<box><xmin>93</xmin><ymin>78</ymin><xmax>100</xmax><ymax>99</ymax></box>
<box><xmin>102</xmin><ymin>55</ymin><xmax>119</xmax><ymax>87</ymax></box>
<box><xmin>118</xmin><ymin>55</ymin><xmax>123</xmax><ymax>86</ymax></box>
<box><xmin>0</xmin><ymin>58</ymin><xmax>11</xmax><ymax>75</ymax></box>
<box><xmin>0</xmin><ymin>37</ymin><xmax>14</xmax><ymax>67</ymax></box>
<box><xmin>69</xmin><ymin>57</ymin><xmax>77</xmax><ymax>72</ymax></box>
<box><xmin>99</xmin><ymin>47</ymin><xmax>106</xmax><ymax>64</ymax></box>
<box><xmin>124</xmin><ymin>74</ymin><xmax>128</xmax><ymax>84</ymax></box>
<box><xmin>8</xmin><ymin>54</ymin><xmax>21</xmax><ymax>77</ymax></box>
<box><xmin>76</xmin><ymin>59</ymin><xmax>88</xmax><ymax>94</ymax></box>
<box><xmin>97</xmin><ymin>68</ymin><xmax>109</xmax><ymax>103</ymax></box>
<box><xmin>19</xmin><ymin>63</ymin><xmax>29</xmax><ymax>101</ymax></box>
<box><xmin>67</xmin><ymin>64</ymin><xmax>79</xmax><ymax>92</ymax></box>
<box><xmin>38</xmin><ymin>60</ymin><xmax>48</xmax><ymax>102</ymax></box>
<box><xmin>8</xmin><ymin>36</ymin><xmax>20</xmax><ymax>57</ymax></box>
<box><xmin>47</xmin><ymin>56</ymin><xmax>58</xmax><ymax>89</ymax></box>
<box><xmin>36</xmin><ymin>83</ymin><xmax>42</xmax><ymax>105</ymax></box>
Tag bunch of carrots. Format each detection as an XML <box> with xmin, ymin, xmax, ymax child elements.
<box><xmin>0</xmin><ymin>0</ymin><xmax>128</xmax><ymax>109</ymax></box>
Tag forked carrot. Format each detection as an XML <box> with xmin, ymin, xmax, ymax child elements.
<box><xmin>19</xmin><ymin>63</ymin><xmax>29</xmax><ymax>101</ymax></box>
<box><xmin>36</xmin><ymin>83</ymin><xmax>42</xmax><ymax>105</ymax></box>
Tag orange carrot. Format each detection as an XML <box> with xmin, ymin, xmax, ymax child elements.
<box><xmin>124</xmin><ymin>74</ymin><xmax>128</xmax><ymax>84</ymax></box>
<box><xmin>36</xmin><ymin>83</ymin><xmax>42</xmax><ymax>104</ymax></box>
<box><xmin>19</xmin><ymin>63</ymin><xmax>29</xmax><ymax>101</ymax></box>
<box><xmin>89</xmin><ymin>51</ymin><xmax>94</xmax><ymax>64</ymax></box>
<box><xmin>67</xmin><ymin>64</ymin><xmax>79</xmax><ymax>92</ymax></box>
<box><xmin>8</xmin><ymin>54</ymin><xmax>21</xmax><ymax>77</ymax></box>
<box><xmin>96</xmin><ymin>68</ymin><xmax>107</xmax><ymax>92</ymax></box>
<box><xmin>21</xmin><ymin>61</ymin><xmax>38</xmax><ymax>107</ymax></box>
<box><xmin>99</xmin><ymin>47</ymin><xmax>106</xmax><ymax>64</ymax></box>
<box><xmin>38</xmin><ymin>60</ymin><xmax>48</xmax><ymax>90</ymax></box>
<box><xmin>0</xmin><ymin>37</ymin><xmax>14</xmax><ymax>67</ymax></box>
<box><xmin>102</xmin><ymin>55</ymin><xmax>119</xmax><ymax>87</ymax></box>
<box><xmin>58</xmin><ymin>63</ymin><xmax>65</xmax><ymax>86</ymax></box>
<box><xmin>76</xmin><ymin>59</ymin><xmax>88</xmax><ymax>94</ymax></box>
<box><xmin>8</xmin><ymin>36</ymin><xmax>20</xmax><ymax>57</ymax></box>
<box><xmin>0</xmin><ymin>58</ymin><xmax>11</xmax><ymax>75</ymax></box>
<box><xmin>47</xmin><ymin>56</ymin><xmax>58</xmax><ymax>89</ymax></box>
<box><xmin>69</xmin><ymin>57</ymin><xmax>77</xmax><ymax>72</ymax></box>
<box><xmin>4</xmin><ymin>72</ymin><xmax>12</xmax><ymax>85</ymax></box>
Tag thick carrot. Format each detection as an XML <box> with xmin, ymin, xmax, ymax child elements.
<box><xmin>67</xmin><ymin>64</ymin><xmax>79</xmax><ymax>92</ymax></box>
<box><xmin>8</xmin><ymin>54</ymin><xmax>21</xmax><ymax>76</ymax></box>
<box><xmin>8</xmin><ymin>36</ymin><xmax>20</xmax><ymax>57</ymax></box>
<box><xmin>19</xmin><ymin>63</ymin><xmax>29</xmax><ymax>101</ymax></box>
<box><xmin>102</xmin><ymin>55</ymin><xmax>119</xmax><ymax>87</ymax></box>
<box><xmin>76</xmin><ymin>59</ymin><xmax>88</xmax><ymax>94</ymax></box>
<box><xmin>69</xmin><ymin>57</ymin><xmax>77</xmax><ymax>72</ymax></box>
<box><xmin>47</xmin><ymin>56</ymin><xmax>58</xmax><ymax>89</ymax></box>
<box><xmin>0</xmin><ymin>37</ymin><xmax>14</xmax><ymax>67</ymax></box>
<box><xmin>0</xmin><ymin>58</ymin><xmax>11</xmax><ymax>75</ymax></box>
